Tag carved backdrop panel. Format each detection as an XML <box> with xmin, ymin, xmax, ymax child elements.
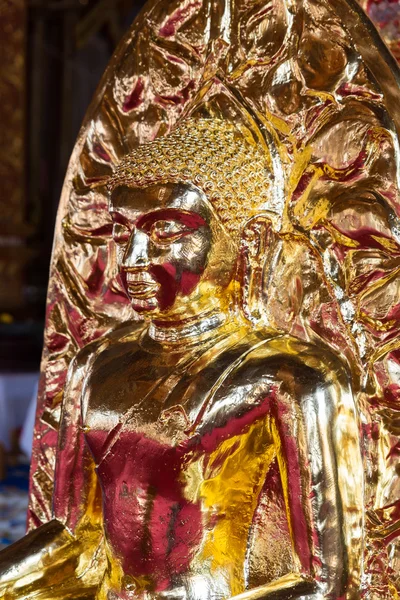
<box><xmin>1</xmin><ymin>0</ymin><xmax>399</xmax><ymax>598</ymax></box>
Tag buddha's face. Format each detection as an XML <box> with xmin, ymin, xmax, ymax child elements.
<box><xmin>109</xmin><ymin>182</ymin><xmax>238</xmax><ymax>319</ymax></box>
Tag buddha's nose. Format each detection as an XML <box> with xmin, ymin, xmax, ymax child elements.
<box><xmin>122</xmin><ymin>228</ymin><xmax>150</xmax><ymax>269</ymax></box>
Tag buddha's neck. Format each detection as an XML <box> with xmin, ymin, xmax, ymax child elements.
<box><xmin>148</xmin><ymin>309</ymin><xmax>229</xmax><ymax>345</ymax></box>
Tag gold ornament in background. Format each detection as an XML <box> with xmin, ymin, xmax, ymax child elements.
<box><xmin>1</xmin><ymin>0</ymin><xmax>400</xmax><ymax>598</ymax></box>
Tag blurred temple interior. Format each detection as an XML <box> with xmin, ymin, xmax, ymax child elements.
<box><xmin>0</xmin><ymin>0</ymin><xmax>399</xmax><ymax>548</ymax></box>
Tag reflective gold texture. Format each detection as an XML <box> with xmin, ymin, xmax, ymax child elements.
<box><xmin>2</xmin><ymin>0</ymin><xmax>400</xmax><ymax>598</ymax></box>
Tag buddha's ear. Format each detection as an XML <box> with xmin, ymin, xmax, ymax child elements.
<box><xmin>238</xmin><ymin>215</ymin><xmax>276</xmax><ymax>323</ymax></box>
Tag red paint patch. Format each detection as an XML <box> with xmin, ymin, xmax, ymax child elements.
<box><xmin>123</xmin><ymin>78</ymin><xmax>144</xmax><ymax>113</ymax></box>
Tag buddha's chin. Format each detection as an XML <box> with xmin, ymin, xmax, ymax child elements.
<box><xmin>130</xmin><ymin>296</ymin><xmax>159</xmax><ymax>314</ymax></box>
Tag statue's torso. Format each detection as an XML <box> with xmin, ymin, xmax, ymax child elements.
<box><xmin>82</xmin><ymin>326</ymin><xmax>296</xmax><ymax>595</ymax></box>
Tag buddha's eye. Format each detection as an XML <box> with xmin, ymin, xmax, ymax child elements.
<box><xmin>112</xmin><ymin>223</ymin><xmax>131</xmax><ymax>245</ymax></box>
<box><xmin>150</xmin><ymin>220</ymin><xmax>192</xmax><ymax>244</ymax></box>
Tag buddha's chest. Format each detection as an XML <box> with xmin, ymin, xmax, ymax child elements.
<box><xmin>82</xmin><ymin>345</ymin><xmax>231</xmax><ymax>456</ymax></box>
<box><xmin>81</xmin><ymin>341</ymin><xmax>287</xmax><ymax>588</ymax></box>
<box><xmin>83</xmin><ymin>335</ymin><xmax>283</xmax><ymax>506</ymax></box>
<box><xmin>83</xmin><ymin>359</ymin><xmax>277</xmax><ymax>587</ymax></box>
<box><xmin>83</xmin><ymin>346</ymin><xmax>276</xmax><ymax>514</ymax></box>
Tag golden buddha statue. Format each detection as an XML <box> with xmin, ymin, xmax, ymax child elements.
<box><xmin>2</xmin><ymin>0</ymin><xmax>400</xmax><ymax>598</ymax></box>
<box><xmin>0</xmin><ymin>117</ymin><xmax>363</xmax><ymax>599</ymax></box>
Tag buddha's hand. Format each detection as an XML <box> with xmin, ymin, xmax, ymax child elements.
<box><xmin>154</xmin><ymin>588</ymin><xmax>187</xmax><ymax>599</ymax></box>
<box><xmin>153</xmin><ymin>581</ymin><xmax>323</xmax><ymax>600</ymax></box>
<box><xmin>228</xmin><ymin>577</ymin><xmax>324</xmax><ymax>600</ymax></box>
<box><xmin>151</xmin><ymin>574</ymin><xmax>326</xmax><ymax>600</ymax></box>
<box><xmin>153</xmin><ymin>574</ymin><xmax>230</xmax><ymax>600</ymax></box>
<box><xmin>230</xmin><ymin>591</ymin><xmax>323</xmax><ymax>600</ymax></box>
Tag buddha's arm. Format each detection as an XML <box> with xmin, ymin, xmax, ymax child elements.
<box><xmin>246</xmin><ymin>352</ymin><xmax>363</xmax><ymax>600</ymax></box>
<box><xmin>0</xmin><ymin>344</ymin><xmax>105</xmax><ymax>599</ymax></box>
<box><xmin>229</xmin><ymin>574</ymin><xmax>316</xmax><ymax>599</ymax></box>
<box><xmin>194</xmin><ymin>345</ymin><xmax>363</xmax><ymax>600</ymax></box>
<box><xmin>276</xmin><ymin>358</ymin><xmax>363</xmax><ymax>599</ymax></box>
<box><xmin>154</xmin><ymin>574</ymin><xmax>316</xmax><ymax>599</ymax></box>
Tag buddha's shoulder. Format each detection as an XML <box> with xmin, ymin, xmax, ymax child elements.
<box><xmin>190</xmin><ymin>334</ymin><xmax>356</xmax><ymax>443</ymax></box>
<box><xmin>71</xmin><ymin>321</ymin><xmax>145</xmax><ymax>371</ymax></box>
<box><xmin>213</xmin><ymin>331</ymin><xmax>351</xmax><ymax>393</ymax></box>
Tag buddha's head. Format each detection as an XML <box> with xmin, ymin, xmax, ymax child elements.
<box><xmin>108</xmin><ymin>118</ymin><xmax>272</xmax><ymax>320</ymax></box>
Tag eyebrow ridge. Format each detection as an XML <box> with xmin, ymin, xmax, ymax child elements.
<box><xmin>136</xmin><ymin>208</ymin><xmax>207</xmax><ymax>230</ymax></box>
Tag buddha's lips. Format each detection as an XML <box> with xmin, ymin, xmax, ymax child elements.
<box><xmin>124</xmin><ymin>272</ymin><xmax>160</xmax><ymax>299</ymax></box>
<box><xmin>127</xmin><ymin>281</ymin><xmax>159</xmax><ymax>299</ymax></box>
<box><xmin>121</xmin><ymin>264</ymin><xmax>201</xmax><ymax>310</ymax></box>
